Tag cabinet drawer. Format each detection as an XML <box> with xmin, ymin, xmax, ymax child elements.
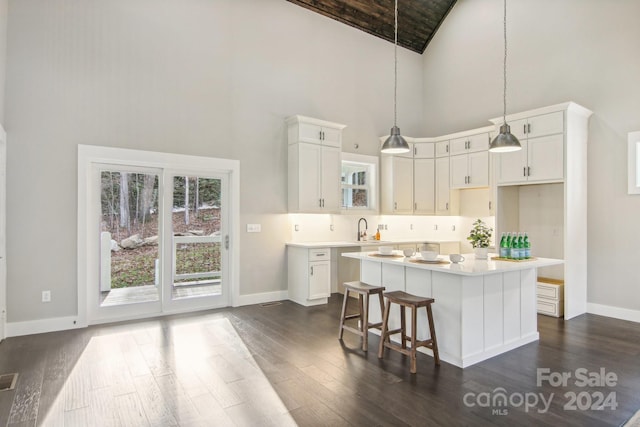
<box><xmin>309</xmin><ymin>248</ymin><xmax>330</xmax><ymax>261</ymax></box>
<box><xmin>537</xmin><ymin>298</ymin><xmax>563</xmax><ymax>317</ymax></box>
<box><xmin>537</xmin><ymin>281</ymin><xmax>564</xmax><ymax>300</ymax></box>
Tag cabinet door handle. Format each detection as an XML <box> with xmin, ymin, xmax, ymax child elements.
<box><xmin>446</xmin><ymin>202</ymin><xmax>449</xmax><ymax>210</ymax></box>
<box><xmin>394</xmin><ymin>202</ymin><xmax>397</xmax><ymax>210</ymax></box>
<box><xmin>527</xmin><ymin>166</ymin><xmax>531</xmax><ymax>176</ymax></box>
<box><xmin>489</xmin><ymin>201</ymin><xmax>492</xmax><ymax>210</ymax></box>
<box><xmin>524</xmin><ymin>124</ymin><xmax>527</xmax><ymax>134</ymax></box>
<box><xmin>468</xmin><ymin>175</ymin><xmax>471</xmax><ymax>184</ymax></box>
<box><xmin>414</xmin><ymin>147</ymin><xmax>417</xmax><ymax>155</ymax></box>
<box><xmin>446</xmin><ymin>145</ymin><xmax>449</xmax><ymax>153</ymax></box>
<box><xmin>523</xmin><ymin>167</ymin><xmax>527</xmax><ymax>177</ymax></box>
<box><xmin>310</xmin><ymin>266</ymin><xmax>314</xmax><ymax>276</ymax></box>
<box><xmin>414</xmin><ymin>202</ymin><xmax>417</xmax><ymax>210</ymax></box>
<box><xmin>527</xmin><ymin>123</ymin><xmax>531</xmax><ymax>134</ymax></box>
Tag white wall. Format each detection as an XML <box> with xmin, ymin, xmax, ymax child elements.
<box><xmin>0</xmin><ymin>0</ymin><xmax>7</xmax><ymax>122</ymax></box>
<box><xmin>3</xmin><ymin>0</ymin><xmax>424</xmax><ymax>323</ymax></box>
<box><xmin>422</xmin><ymin>0</ymin><xmax>640</xmax><ymax>312</ymax></box>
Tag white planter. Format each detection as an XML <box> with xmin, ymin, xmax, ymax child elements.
<box><xmin>474</xmin><ymin>247</ymin><xmax>488</xmax><ymax>259</ymax></box>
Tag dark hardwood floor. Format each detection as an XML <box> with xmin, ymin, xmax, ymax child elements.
<box><xmin>0</xmin><ymin>294</ymin><xmax>638</xmax><ymax>426</ymax></box>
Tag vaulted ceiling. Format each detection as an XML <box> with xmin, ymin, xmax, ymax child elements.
<box><xmin>286</xmin><ymin>0</ymin><xmax>458</xmax><ymax>54</ymax></box>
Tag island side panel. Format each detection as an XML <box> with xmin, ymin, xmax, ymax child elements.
<box><xmin>520</xmin><ymin>268</ymin><xmax>538</xmax><ymax>337</ymax></box>
<box><xmin>380</xmin><ymin>263</ymin><xmax>407</xmax><ymax>333</ymax></box>
<box><xmin>406</xmin><ymin>268</ymin><xmax>434</xmax><ymax>344</ymax></box>
<box><xmin>461</xmin><ymin>275</ymin><xmax>485</xmax><ymax>359</ymax></box>
<box><xmin>483</xmin><ymin>273</ymin><xmax>505</xmax><ymax>352</ymax></box>
<box><xmin>503</xmin><ymin>270</ymin><xmax>522</xmax><ymax>344</ymax></box>
<box><xmin>361</xmin><ymin>259</ymin><xmax>383</xmax><ymax>325</ymax></box>
<box><xmin>432</xmin><ymin>271</ymin><xmax>463</xmax><ymax>366</ymax></box>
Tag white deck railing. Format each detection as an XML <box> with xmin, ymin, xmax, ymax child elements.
<box><xmin>172</xmin><ymin>234</ymin><xmax>221</xmax><ymax>283</ymax></box>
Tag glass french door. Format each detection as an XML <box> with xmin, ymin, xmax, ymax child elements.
<box><xmin>89</xmin><ymin>164</ymin><xmax>229</xmax><ymax>323</ymax></box>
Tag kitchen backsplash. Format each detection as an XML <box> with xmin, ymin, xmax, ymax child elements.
<box><xmin>288</xmin><ymin>213</ymin><xmax>496</xmax><ymax>251</ymax></box>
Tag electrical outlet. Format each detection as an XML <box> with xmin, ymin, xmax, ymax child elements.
<box><xmin>42</xmin><ymin>290</ymin><xmax>51</xmax><ymax>303</ymax></box>
<box><xmin>452</xmin><ymin>225</ymin><xmax>456</xmax><ymax>231</ymax></box>
<box><xmin>434</xmin><ymin>224</ymin><xmax>438</xmax><ymax>231</ymax></box>
<box><xmin>410</xmin><ymin>224</ymin><xmax>414</xmax><ymax>230</ymax></box>
<box><xmin>330</xmin><ymin>224</ymin><xmax>334</xmax><ymax>231</ymax></box>
<box><xmin>246</xmin><ymin>224</ymin><xmax>261</xmax><ymax>233</ymax></box>
<box><xmin>294</xmin><ymin>224</ymin><xmax>299</xmax><ymax>232</ymax></box>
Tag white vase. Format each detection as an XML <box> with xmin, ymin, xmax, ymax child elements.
<box><xmin>474</xmin><ymin>247</ymin><xmax>488</xmax><ymax>259</ymax></box>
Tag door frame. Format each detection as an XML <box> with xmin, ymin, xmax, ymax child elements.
<box><xmin>0</xmin><ymin>125</ymin><xmax>6</xmax><ymax>340</ymax></box>
<box><xmin>78</xmin><ymin>145</ymin><xmax>240</xmax><ymax>327</ymax></box>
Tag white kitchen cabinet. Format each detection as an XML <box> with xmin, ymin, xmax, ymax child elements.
<box><xmin>495</xmin><ymin>111</ymin><xmax>564</xmax><ymax>185</ymax></box>
<box><xmin>450</xmin><ymin>133</ymin><xmax>489</xmax><ymax>156</ymax></box>
<box><xmin>288</xmin><ymin>247</ymin><xmax>331</xmax><ymax>306</ymax></box>
<box><xmin>450</xmin><ymin>150</ymin><xmax>489</xmax><ymax>189</ymax></box>
<box><xmin>380</xmin><ymin>134</ymin><xmax>415</xmax><ymax>214</ymax></box>
<box><xmin>492</xmin><ymin>102</ymin><xmax>593</xmax><ymax>320</ymax></box>
<box><xmin>435</xmin><ymin>156</ymin><xmax>452</xmax><ymax>215</ymax></box>
<box><xmin>435</xmin><ymin>140</ymin><xmax>450</xmax><ymax>157</ymax></box>
<box><xmin>287</xmin><ymin>115</ymin><xmax>346</xmax><ymax>213</ymax></box>
<box><xmin>413</xmin><ymin>142</ymin><xmax>434</xmax><ymax>159</ymax></box>
<box><xmin>414</xmin><ymin>158</ymin><xmax>435</xmax><ymax>214</ymax></box>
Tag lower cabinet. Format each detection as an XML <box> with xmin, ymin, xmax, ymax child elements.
<box><xmin>536</xmin><ymin>278</ymin><xmax>564</xmax><ymax>317</ymax></box>
<box><xmin>288</xmin><ymin>247</ymin><xmax>331</xmax><ymax>306</ymax></box>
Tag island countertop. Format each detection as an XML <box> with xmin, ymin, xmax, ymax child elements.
<box><xmin>341</xmin><ymin>251</ymin><xmax>564</xmax><ymax>276</ymax></box>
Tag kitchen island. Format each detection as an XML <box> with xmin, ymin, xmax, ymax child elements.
<box><xmin>341</xmin><ymin>251</ymin><xmax>564</xmax><ymax>368</ymax></box>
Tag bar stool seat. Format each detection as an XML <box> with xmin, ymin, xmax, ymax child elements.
<box><xmin>378</xmin><ymin>290</ymin><xmax>440</xmax><ymax>373</ymax></box>
<box><xmin>338</xmin><ymin>281</ymin><xmax>385</xmax><ymax>351</ymax></box>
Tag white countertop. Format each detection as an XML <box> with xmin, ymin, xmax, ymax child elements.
<box><xmin>286</xmin><ymin>239</ymin><xmax>460</xmax><ymax>249</ymax></box>
<box><xmin>341</xmin><ymin>251</ymin><xmax>564</xmax><ymax>276</ymax></box>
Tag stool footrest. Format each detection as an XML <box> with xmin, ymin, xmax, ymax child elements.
<box><xmin>343</xmin><ymin>314</ymin><xmax>361</xmax><ymax>320</ymax></box>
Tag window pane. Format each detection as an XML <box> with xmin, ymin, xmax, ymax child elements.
<box><xmin>342</xmin><ymin>189</ymin><xmax>368</xmax><ymax>208</ymax></box>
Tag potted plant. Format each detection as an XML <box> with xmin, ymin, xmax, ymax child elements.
<box><xmin>467</xmin><ymin>219</ymin><xmax>492</xmax><ymax>259</ymax></box>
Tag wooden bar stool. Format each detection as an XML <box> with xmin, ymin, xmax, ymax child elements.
<box><xmin>378</xmin><ymin>290</ymin><xmax>440</xmax><ymax>373</ymax></box>
<box><xmin>338</xmin><ymin>281</ymin><xmax>386</xmax><ymax>351</ymax></box>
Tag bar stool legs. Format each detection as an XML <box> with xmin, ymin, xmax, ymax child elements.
<box><xmin>338</xmin><ymin>281</ymin><xmax>386</xmax><ymax>351</ymax></box>
<box><xmin>378</xmin><ymin>291</ymin><xmax>440</xmax><ymax>373</ymax></box>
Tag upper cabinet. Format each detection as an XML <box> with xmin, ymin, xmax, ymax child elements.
<box><xmin>287</xmin><ymin>115</ymin><xmax>346</xmax><ymax>213</ymax></box>
<box><xmin>448</xmin><ymin>130</ymin><xmax>492</xmax><ymax>190</ymax></box>
<box><xmin>492</xmin><ymin>110</ymin><xmax>565</xmax><ymax>185</ymax></box>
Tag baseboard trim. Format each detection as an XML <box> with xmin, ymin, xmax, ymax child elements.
<box><xmin>587</xmin><ymin>303</ymin><xmax>640</xmax><ymax>324</ymax></box>
<box><xmin>6</xmin><ymin>316</ymin><xmax>82</xmax><ymax>338</ymax></box>
<box><xmin>6</xmin><ymin>291</ymin><xmax>290</xmax><ymax>337</ymax></box>
<box><xmin>235</xmin><ymin>290</ymin><xmax>288</xmax><ymax>307</ymax></box>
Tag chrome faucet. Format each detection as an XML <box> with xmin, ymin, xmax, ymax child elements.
<box><xmin>357</xmin><ymin>217</ymin><xmax>368</xmax><ymax>241</ymax></box>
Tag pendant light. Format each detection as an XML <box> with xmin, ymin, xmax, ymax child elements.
<box><xmin>489</xmin><ymin>0</ymin><xmax>521</xmax><ymax>153</ymax></box>
<box><xmin>381</xmin><ymin>0</ymin><xmax>410</xmax><ymax>154</ymax></box>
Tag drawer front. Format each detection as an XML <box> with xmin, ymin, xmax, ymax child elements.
<box><xmin>537</xmin><ymin>283</ymin><xmax>559</xmax><ymax>300</ymax></box>
<box><xmin>537</xmin><ymin>298</ymin><xmax>563</xmax><ymax>317</ymax></box>
<box><xmin>537</xmin><ymin>282</ymin><xmax>564</xmax><ymax>300</ymax></box>
<box><xmin>309</xmin><ymin>248</ymin><xmax>330</xmax><ymax>261</ymax></box>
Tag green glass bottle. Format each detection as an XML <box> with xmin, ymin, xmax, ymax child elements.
<box><xmin>524</xmin><ymin>232</ymin><xmax>531</xmax><ymax>259</ymax></box>
<box><xmin>499</xmin><ymin>232</ymin><xmax>507</xmax><ymax>258</ymax></box>
<box><xmin>510</xmin><ymin>232</ymin><xmax>519</xmax><ymax>259</ymax></box>
<box><xmin>505</xmin><ymin>232</ymin><xmax>512</xmax><ymax>258</ymax></box>
<box><xmin>517</xmin><ymin>233</ymin><xmax>524</xmax><ymax>260</ymax></box>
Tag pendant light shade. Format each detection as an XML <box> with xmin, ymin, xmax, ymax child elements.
<box><xmin>381</xmin><ymin>126</ymin><xmax>409</xmax><ymax>154</ymax></box>
<box><xmin>489</xmin><ymin>0</ymin><xmax>521</xmax><ymax>153</ymax></box>
<box><xmin>381</xmin><ymin>0</ymin><xmax>410</xmax><ymax>154</ymax></box>
<box><xmin>490</xmin><ymin>124</ymin><xmax>521</xmax><ymax>152</ymax></box>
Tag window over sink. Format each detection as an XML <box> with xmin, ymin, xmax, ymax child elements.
<box><xmin>341</xmin><ymin>153</ymin><xmax>378</xmax><ymax>212</ymax></box>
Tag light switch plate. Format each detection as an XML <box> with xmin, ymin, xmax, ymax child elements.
<box><xmin>246</xmin><ymin>224</ymin><xmax>261</xmax><ymax>233</ymax></box>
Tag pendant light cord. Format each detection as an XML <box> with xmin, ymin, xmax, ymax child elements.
<box><xmin>394</xmin><ymin>0</ymin><xmax>398</xmax><ymax>127</ymax></box>
<box><xmin>502</xmin><ymin>0</ymin><xmax>507</xmax><ymax>124</ymax></box>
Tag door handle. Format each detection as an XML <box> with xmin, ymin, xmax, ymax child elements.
<box><xmin>527</xmin><ymin>166</ymin><xmax>531</xmax><ymax>176</ymax></box>
<box><xmin>310</xmin><ymin>266</ymin><xmax>314</xmax><ymax>276</ymax></box>
<box><xmin>523</xmin><ymin>167</ymin><xmax>527</xmax><ymax>177</ymax></box>
<box><xmin>446</xmin><ymin>202</ymin><xmax>449</xmax><ymax>210</ymax></box>
<box><xmin>225</xmin><ymin>235</ymin><xmax>229</xmax><ymax>250</ymax></box>
<box><xmin>527</xmin><ymin>123</ymin><xmax>531</xmax><ymax>134</ymax></box>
